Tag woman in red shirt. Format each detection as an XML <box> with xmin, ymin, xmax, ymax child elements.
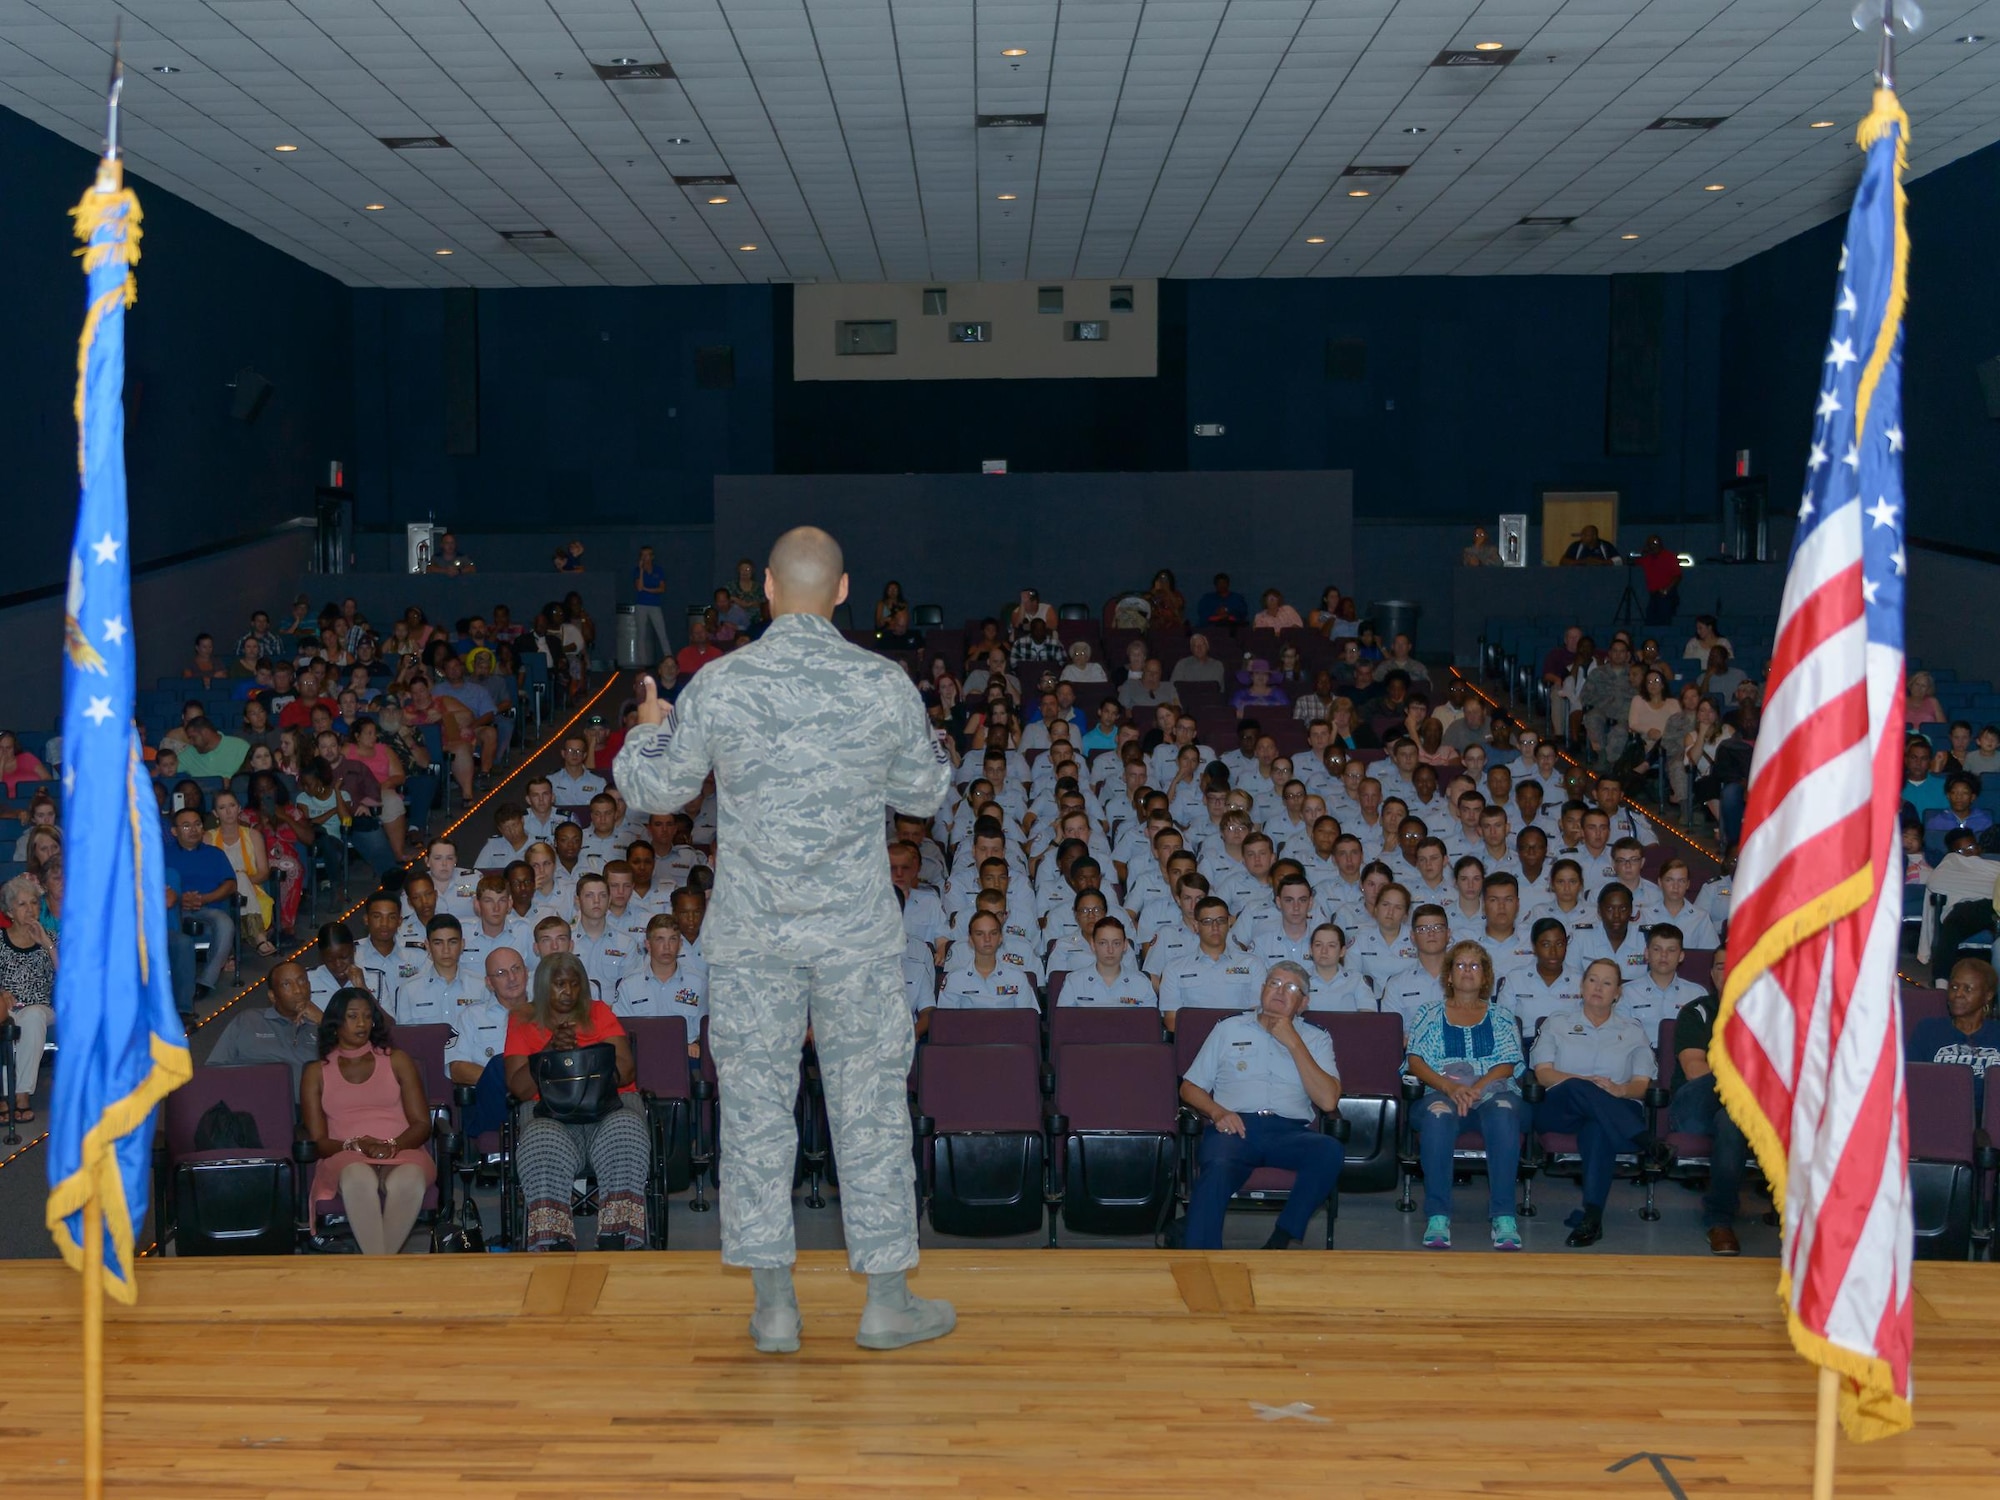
<box><xmin>1638</xmin><ymin>536</ymin><xmax>1683</xmax><ymax>626</ymax></box>
<box><xmin>503</xmin><ymin>953</ymin><xmax>650</xmax><ymax>1251</ymax></box>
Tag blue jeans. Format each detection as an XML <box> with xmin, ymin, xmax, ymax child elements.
<box><xmin>1719</xmin><ymin>781</ymin><xmax>1747</xmax><ymax>854</ymax></box>
<box><xmin>1534</xmin><ymin>1079</ymin><xmax>1645</xmax><ymax>1208</ymax></box>
<box><xmin>182</xmin><ymin>904</ymin><xmax>234</xmax><ymax>988</ymax></box>
<box><xmin>1185</xmin><ymin>1114</ymin><xmax>1344</xmax><ymax>1249</ymax></box>
<box><xmin>167</xmin><ymin>922</ymin><xmax>199</xmax><ymax>1015</ymax></box>
<box><xmin>402</xmin><ymin>769</ymin><xmax>440</xmax><ymax>830</ymax></box>
<box><xmin>1669</xmin><ymin>1075</ymin><xmax>1751</xmax><ymax>1228</ymax></box>
<box><xmin>1417</xmin><ymin>1089</ymin><xmax>1526</xmax><ymax>1219</ymax></box>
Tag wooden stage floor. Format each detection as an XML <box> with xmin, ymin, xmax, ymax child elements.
<box><xmin>1</xmin><ymin>1251</ymin><xmax>1994</xmax><ymax>1498</ymax></box>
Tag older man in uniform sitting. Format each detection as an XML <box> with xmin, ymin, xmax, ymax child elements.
<box><xmin>1176</xmin><ymin>960</ymin><xmax>1344</xmax><ymax>1250</ymax></box>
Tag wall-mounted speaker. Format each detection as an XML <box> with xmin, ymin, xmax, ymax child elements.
<box><xmin>443</xmin><ymin>288</ymin><xmax>480</xmax><ymax>455</ymax></box>
<box><xmin>229</xmin><ymin>367</ymin><xmax>274</xmax><ymax>423</ymax></box>
<box><xmin>1976</xmin><ymin>354</ymin><xmax>2000</xmax><ymax>420</ymax></box>
<box><xmin>1324</xmin><ymin>337</ymin><xmax>1367</xmax><ymax>381</ymax></box>
<box><xmin>695</xmin><ymin>344</ymin><xmax>736</xmax><ymax>389</ymax></box>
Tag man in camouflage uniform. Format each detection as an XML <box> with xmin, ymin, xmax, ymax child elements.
<box><xmin>1578</xmin><ymin>636</ymin><xmax>1637</xmax><ymax>767</ymax></box>
<box><xmin>613</xmin><ymin>526</ymin><xmax>954</xmax><ymax>1354</ymax></box>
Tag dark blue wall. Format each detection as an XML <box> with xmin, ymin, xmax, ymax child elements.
<box><xmin>1720</xmin><ymin>137</ymin><xmax>2000</xmax><ymax>549</ymax></box>
<box><xmin>1185</xmin><ymin>273</ymin><xmax>1725</xmax><ymax>524</ymax></box>
<box><xmin>350</xmin><ymin>283</ymin><xmax>772</xmax><ymax>531</ymax></box>
<box><xmin>0</xmin><ymin>108</ymin><xmax>352</xmax><ymax>593</ymax></box>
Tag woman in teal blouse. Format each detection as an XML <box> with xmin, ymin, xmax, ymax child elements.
<box><xmin>1405</xmin><ymin>940</ymin><xmax>1527</xmax><ymax>1252</ymax></box>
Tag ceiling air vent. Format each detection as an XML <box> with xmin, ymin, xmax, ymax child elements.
<box><xmin>1647</xmin><ymin>116</ymin><xmax>1728</xmax><ymax>131</ymax></box>
<box><xmin>1517</xmin><ymin>216</ymin><xmax>1575</xmax><ymax>228</ymax></box>
<box><xmin>593</xmin><ymin>60</ymin><xmax>674</xmax><ymax>81</ymax></box>
<box><xmin>978</xmin><ymin>113</ymin><xmax>1047</xmax><ymax>129</ymax></box>
<box><xmin>1343</xmin><ymin>164</ymin><xmax>1410</xmax><ymax>179</ymax></box>
<box><xmin>500</xmin><ymin>230</ymin><xmax>565</xmax><ymax>254</ymax></box>
<box><xmin>379</xmin><ymin>135</ymin><xmax>451</xmax><ymax>150</ymax></box>
<box><xmin>673</xmin><ymin>173</ymin><xmax>737</xmax><ymax>187</ymax></box>
<box><xmin>1432</xmin><ymin>48</ymin><xmax>1517</xmax><ymax>67</ymax></box>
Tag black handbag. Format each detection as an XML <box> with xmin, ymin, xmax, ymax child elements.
<box><xmin>530</xmin><ymin>1042</ymin><xmax>621</xmax><ymax>1124</ymax></box>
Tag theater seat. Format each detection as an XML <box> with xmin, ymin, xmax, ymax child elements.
<box><xmin>1319</xmin><ymin>1011</ymin><xmax>1405</xmax><ymax>1195</ymax></box>
<box><xmin>155</xmin><ymin>1063</ymin><xmax>299</xmax><ymax>1257</ymax></box>
<box><xmin>1051</xmin><ymin>1042</ymin><xmax>1178</xmax><ymax>1240</ymax></box>
<box><xmin>915</xmin><ymin>1043</ymin><xmax>1047</xmax><ymax>1240</ymax></box>
<box><xmin>1907</xmin><ymin>1062</ymin><xmax>1976</xmax><ymax>1261</ymax></box>
<box><xmin>624</xmin><ymin>1014</ymin><xmax>696</xmax><ymax>1202</ymax></box>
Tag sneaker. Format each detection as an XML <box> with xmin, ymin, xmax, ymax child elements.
<box><xmin>1491</xmin><ymin>1216</ymin><xmax>1523</xmax><ymax>1251</ymax></box>
<box><xmin>1422</xmin><ymin>1215</ymin><xmax>1452</xmax><ymax>1249</ymax></box>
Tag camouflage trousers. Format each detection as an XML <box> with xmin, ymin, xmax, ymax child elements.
<box><xmin>708</xmin><ymin>954</ymin><xmax>918</xmax><ymax>1272</ymax></box>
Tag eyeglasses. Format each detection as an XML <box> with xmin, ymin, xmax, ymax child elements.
<box><xmin>1264</xmin><ymin>981</ymin><xmax>1306</xmax><ymax>997</ymax></box>
<box><xmin>1412</xmin><ymin>923</ymin><xmax>1448</xmax><ymax>934</ymax></box>
<box><xmin>1452</xmin><ymin>961</ymin><xmax>1485</xmax><ymax>972</ymax></box>
<box><xmin>1196</xmin><ymin>916</ymin><xmax>1230</xmax><ymax>928</ymax></box>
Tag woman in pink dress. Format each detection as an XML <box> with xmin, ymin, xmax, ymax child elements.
<box><xmin>300</xmin><ymin>989</ymin><xmax>434</xmax><ymax>1254</ymax></box>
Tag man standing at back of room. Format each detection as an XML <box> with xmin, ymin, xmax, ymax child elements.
<box><xmin>614</xmin><ymin>525</ymin><xmax>954</xmax><ymax>1355</ymax></box>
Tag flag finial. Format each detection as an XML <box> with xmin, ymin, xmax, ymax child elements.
<box><xmin>103</xmin><ymin>21</ymin><xmax>123</xmax><ymax>161</ymax></box>
<box><xmin>1854</xmin><ymin>0</ymin><xmax>1923</xmax><ymax>90</ymax></box>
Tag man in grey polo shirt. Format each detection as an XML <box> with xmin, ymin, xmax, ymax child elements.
<box><xmin>206</xmin><ymin>960</ymin><xmax>321</xmax><ymax>1087</ymax></box>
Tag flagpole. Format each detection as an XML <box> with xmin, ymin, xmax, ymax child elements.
<box><xmin>1811</xmin><ymin>10</ymin><xmax>1903</xmax><ymax>1500</ymax></box>
<box><xmin>82</xmin><ymin>1194</ymin><xmax>104</xmax><ymax>1500</ymax></box>
<box><xmin>1812</xmin><ymin>1365</ymin><xmax>1840</xmax><ymax>1500</ymax></box>
<box><xmin>79</xmin><ymin>36</ymin><xmax>122</xmax><ymax>1500</ymax></box>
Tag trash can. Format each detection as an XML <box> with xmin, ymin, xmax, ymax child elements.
<box><xmin>1369</xmin><ymin>600</ymin><xmax>1421</xmax><ymax>646</ymax></box>
<box><xmin>614</xmin><ymin>605</ymin><xmax>641</xmax><ymax>668</ymax></box>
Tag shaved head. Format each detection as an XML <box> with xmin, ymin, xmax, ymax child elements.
<box><xmin>766</xmin><ymin>526</ymin><xmax>850</xmax><ymax>617</ymax></box>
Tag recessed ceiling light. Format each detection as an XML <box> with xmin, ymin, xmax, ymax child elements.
<box><xmin>738</xmin><ymin>243</ymin><xmax>758</xmax><ymax>252</ymax></box>
<box><xmin>1001</xmin><ymin>48</ymin><xmax>1028</xmax><ymax>57</ymax></box>
<box><xmin>1620</xmin><ymin>233</ymin><xmax>1640</xmax><ymax>240</ymax></box>
<box><xmin>996</xmin><ymin>192</ymin><xmax>1018</xmax><ymax>200</ymax></box>
<box><xmin>364</xmin><ymin>203</ymin><xmax>385</xmax><ymax>211</ymax></box>
<box><xmin>1347</xmin><ymin>189</ymin><xmax>1371</xmax><ymax>198</ymax></box>
<box><xmin>664</xmin><ymin>136</ymin><xmax>692</xmax><ymax>145</ymax></box>
<box><xmin>1703</xmin><ymin>183</ymin><xmax>1726</xmax><ymax>191</ymax></box>
<box><xmin>1305</xmin><ymin>236</ymin><xmax>1325</xmax><ymax>244</ymax></box>
<box><xmin>1957</xmin><ymin>34</ymin><xmax>1986</xmax><ymax>44</ymax></box>
<box><xmin>152</xmin><ymin>64</ymin><xmax>181</xmax><ymax>75</ymax></box>
<box><xmin>1473</xmin><ymin>40</ymin><xmax>1506</xmax><ymax>51</ymax></box>
<box><xmin>273</xmin><ymin>144</ymin><xmax>298</xmax><ymax>152</ymax></box>
<box><xmin>611</xmin><ymin>57</ymin><xmax>640</xmax><ymax>66</ymax></box>
<box><xmin>1401</xmin><ymin>125</ymin><xmax>1428</xmax><ymax>134</ymax></box>
<box><xmin>706</xmin><ymin>195</ymin><xmax>729</xmax><ymax>204</ymax></box>
<box><xmin>1809</xmin><ymin>120</ymin><xmax>1837</xmax><ymax>128</ymax></box>
<box><xmin>434</xmin><ymin>248</ymin><xmax>453</xmax><ymax>256</ymax></box>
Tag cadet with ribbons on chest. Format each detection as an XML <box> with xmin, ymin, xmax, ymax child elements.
<box><xmin>1177</xmin><ymin>960</ymin><xmax>1344</xmax><ymax>1251</ymax></box>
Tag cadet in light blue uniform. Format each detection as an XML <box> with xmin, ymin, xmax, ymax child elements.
<box><xmin>611</xmin><ymin>915</ymin><xmax>710</xmax><ymax>1035</ymax></box>
<box><xmin>937</xmin><ymin>911</ymin><xmax>1040</xmax><ymax>1010</ymax></box>
<box><xmin>396</xmin><ymin>916</ymin><xmax>489</xmax><ymax>1026</ymax></box>
<box><xmin>1156</xmin><ymin>897</ymin><xmax>1261</xmax><ymax>1026</ymax></box>
<box><xmin>1057</xmin><ymin>918</ymin><xmax>1158</xmax><ymax>1009</ymax></box>
<box><xmin>613</xmin><ymin>527</ymin><xmax>955</xmax><ymax>1354</ymax></box>
<box><xmin>1303</xmin><ymin>924</ymin><xmax>1376</xmax><ymax>1015</ymax></box>
<box><xmin>1619</xmin><ymin>923</ymin><xmax>1709</xmax><ymax>1034</ymax></box>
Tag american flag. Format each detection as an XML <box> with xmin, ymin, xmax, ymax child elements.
<box><xmin>1710</xmin><ymin>88</ymin><xmax>1914</xmax><ymax>1443</ymax></box>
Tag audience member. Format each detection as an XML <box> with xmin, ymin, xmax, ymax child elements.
<box><xmin>1667</xmin><ymin>945</ymin><xmax>1752</xmax><ymax>1255</ymax></box>
<box><xmin>1905</xmin><ymin>958</ymin><xmax>2000</xmax><ymax>1114</ymax></box>
<box><xmin>0</xmin><ymin>874</ymin><xmax>57</xmax><ymax>1120</ymax></box>
<box><xmin>1405</xmin><ymin>940</ymin><xmax>1527</xmax><ymax>1251</ymax></box>
<box><xmin>1194</xmin><ymin>573</ymin><xmax>1249</xmax><ymax>628</ymax></box>
<box><xmin>207</xmin><ymin>960</ymin><xmax>321</xmax><ymax>1085</ymax></box>
<box><xmin>1530</xmin><ymin>958</ymin><xmax>1654</xmax><ymax>1246</ymax></box>
<box><xmin>300</xmin><ymin>988</ymin><xmax>435</xmax><ymax>1255</ymax></box>
<box><xmin>1176</xmin><ymin>961</ymin><xmax>1343</xmax><ymax>1249</ymax></box>
<box><xmin>503</xmin><ymin>952</ymin><xmax>649</xmax><ymax>1251</ymax></box>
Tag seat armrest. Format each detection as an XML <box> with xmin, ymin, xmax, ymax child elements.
<box><xmin>1974</xmin><ymin>1127</ymin><xmax>1997</xmax><ymax>1171</ymax></box>
<box><xmin>1520</xmin><ymin>1078</ymin><xmax>1546</xmax><ymax>1104</ymax></box>
<box><xmin>1399</xmin><ymin>1073</ymin><xmax>1423</xmax><ymax>1102</ymax></box>
<box><xmin>912</xmin><ymin>1113</ymin><xmax>935</xmax><ymax>1141</ymax></box>
<box><xmin>692</xmin><ymin>1077</ymin><xmax>715</xmax><ymax>1102</ymax></box>
<box><xmin>1644</xmin><ymin>1084</ymin><xmax>1671</xmax><ymax>1111</ymax></box>
<box><xmin>1177</xmin><ymin>1107</ymin><xmax>1205</xmax><ymax>1137</ymax></box>
<box><xmin>292</xmin><ymin>1137</ymin><xmax>320</xmax><ymax>1164</ymax></box>
<box><xmin>1045</xmin><ymin>1111</ymin><xmax>1070</xmax><ymax>1140</ymax></box>
<box><xmin>452</xmin><ymin>1082</ymin><xmax>479</xmax><ymax>1108</ymax></box>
